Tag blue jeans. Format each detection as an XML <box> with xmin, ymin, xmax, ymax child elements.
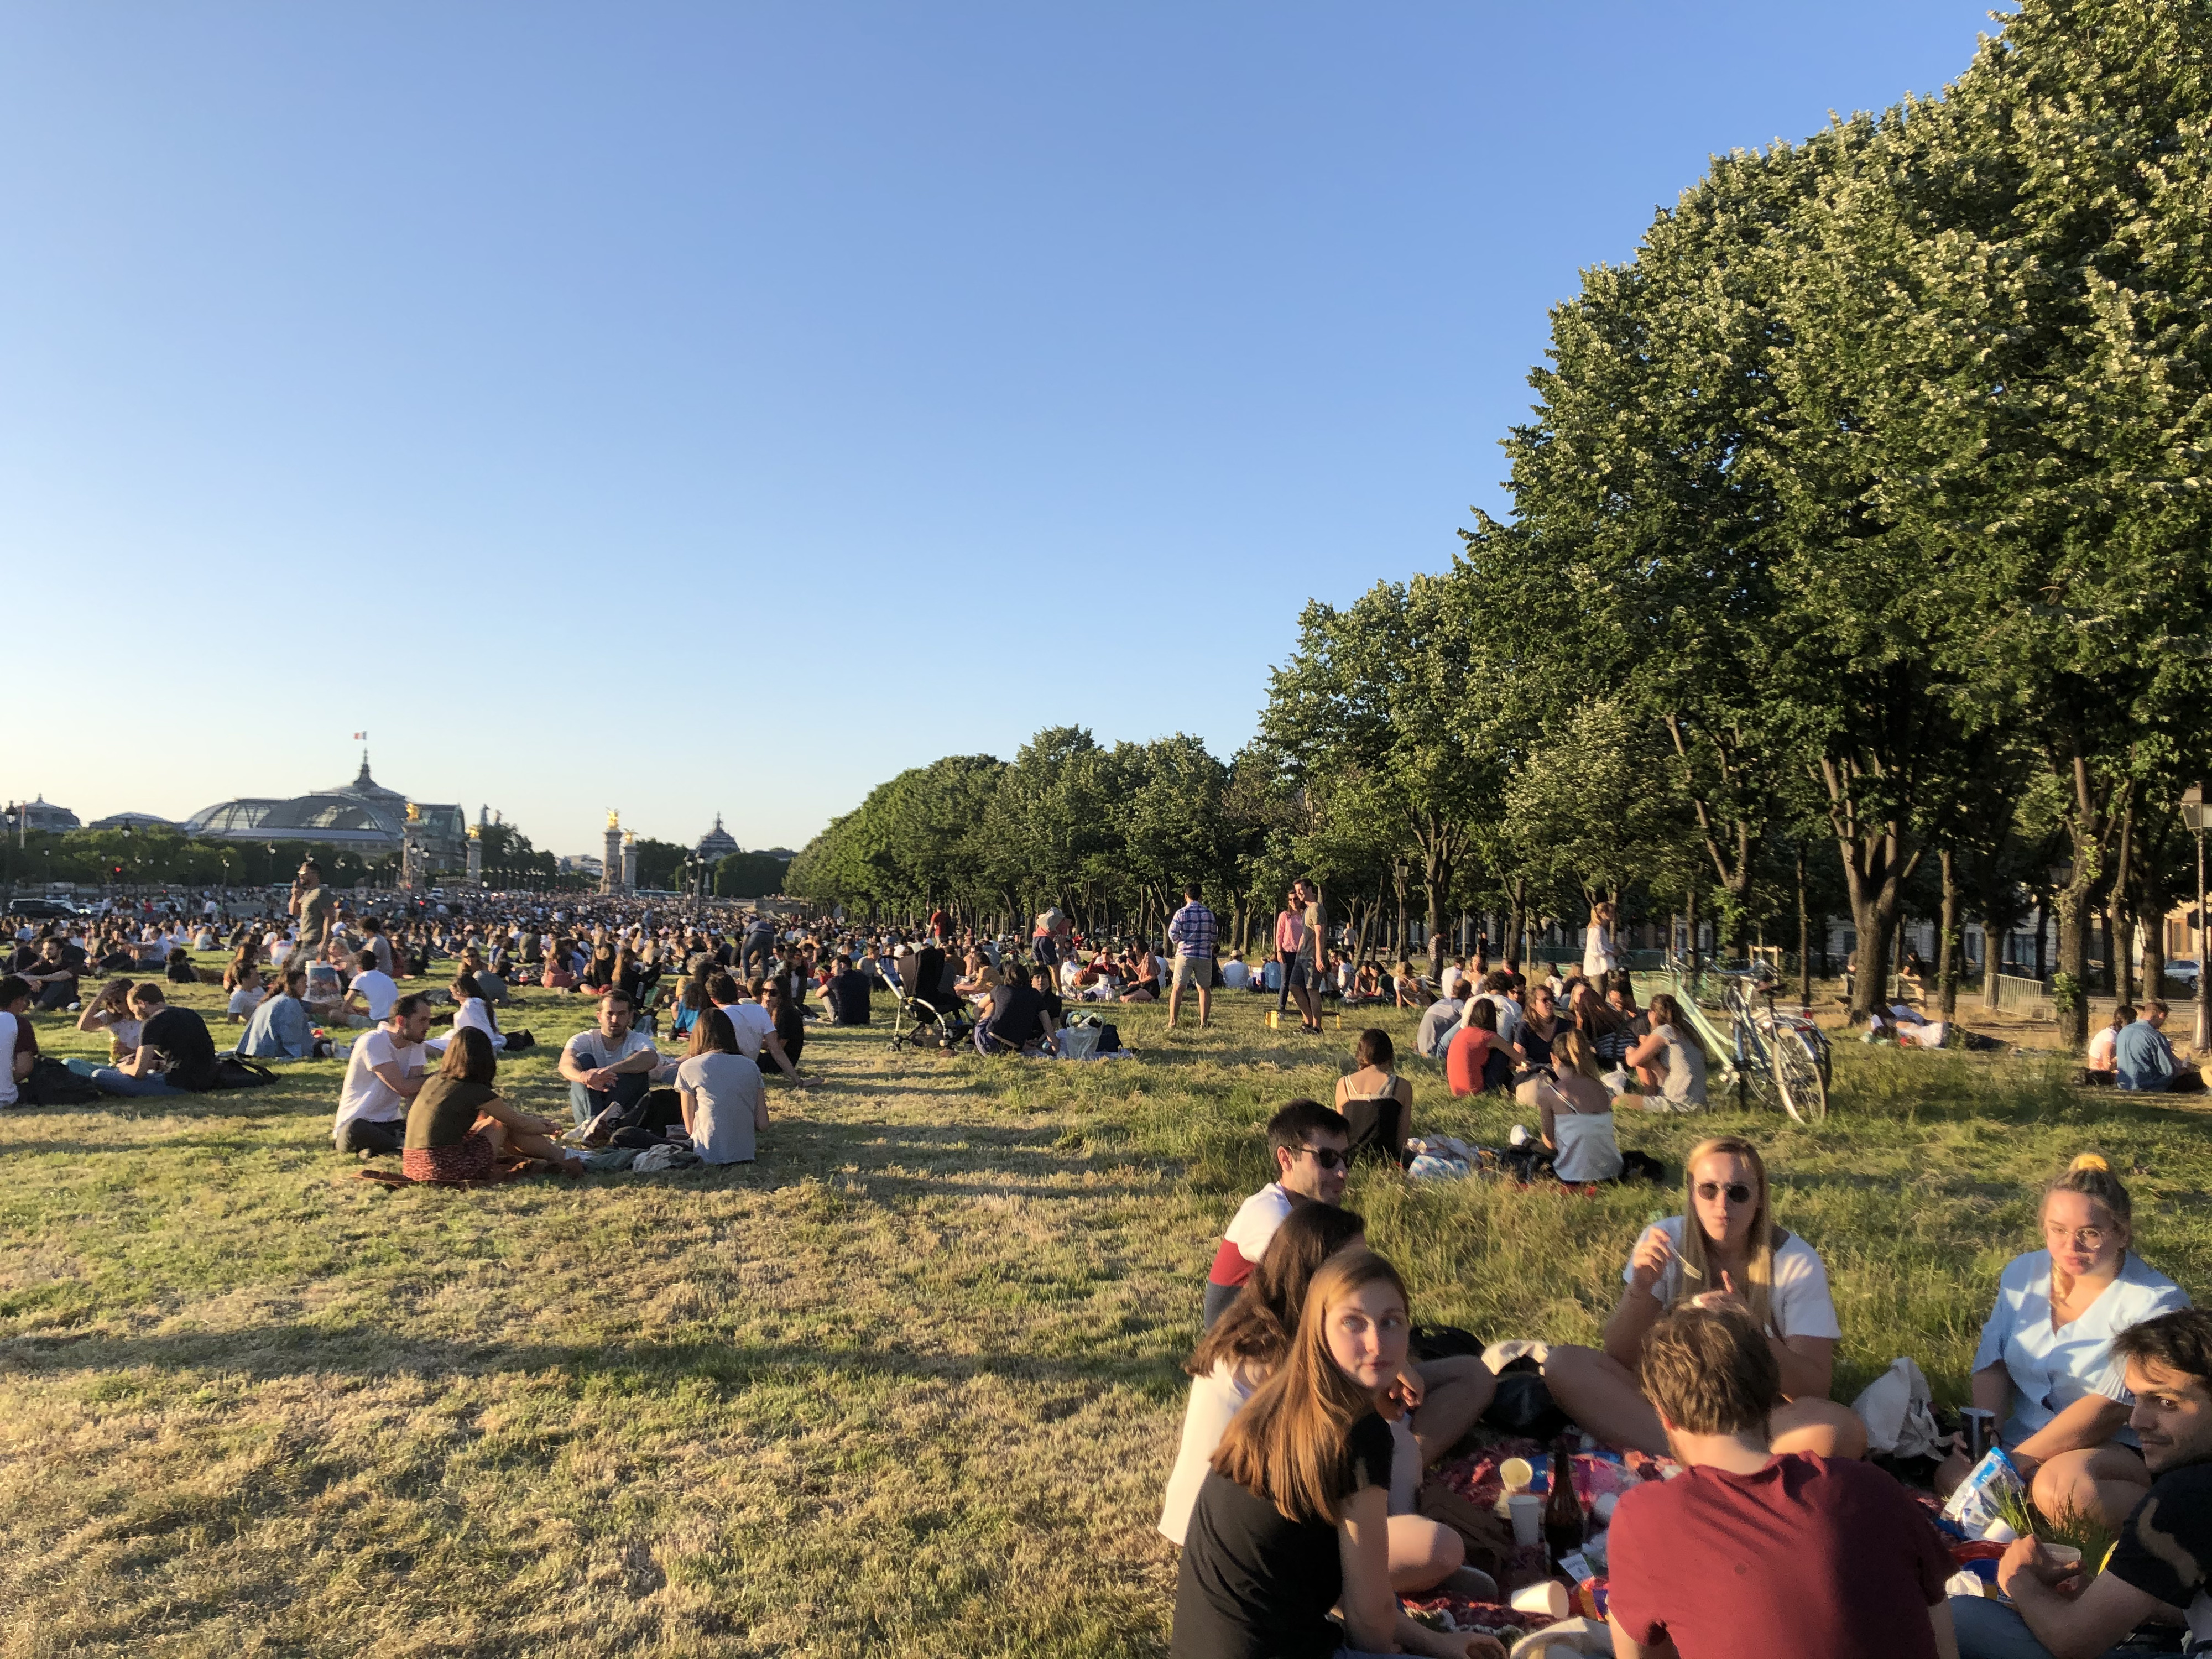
<box><xmin>1949</xmin><ymin>1595</ymin><xmax>2137</xmax><ymax>1659</ymax></box>
<box><xmin>570</xmin><ymin>1070</ymin><xmax>650</xmax><ymax>1127</ymax></box>
<box><xmin>88</xmin><ymin>1067</ymin><xmax>183</xmax><ymax>1097</ymax></box>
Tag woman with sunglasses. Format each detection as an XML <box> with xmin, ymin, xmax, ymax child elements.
<box><xmin>1541</xmin><ymin>1135</ymin><xmax>1865</xmax><ymax>1459</ymax></box>
<box><xmin>1171</xmin><ymin>1246</ymin><xmax>1505</xmax><ymax>1659</ymax></box>
<box><xmin>1936</xmin><ymin>1154</ymin><xmax>2189</xmax><ymax>1529</ymax></box>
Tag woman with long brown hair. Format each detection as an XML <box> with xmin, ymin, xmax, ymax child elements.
<box><xmin>1172</xmin><ymin>1248</ymin><xmax>1501</xmax><ymax>1659</ymax></box>
<box><xmin>1540</xmin><ymin>1134</ymin><xmax>1864</xmax><ymax>1459</ymax></box>
<box><xmin>1161</xmin><ymin>1202</ymin><xmax>1490</xmax><ymax>1598</ymax></box>
<box><xmin>401</xmin><ymin>1027</ymin><xmax>576</xmax><ymax>1182</ymax></box>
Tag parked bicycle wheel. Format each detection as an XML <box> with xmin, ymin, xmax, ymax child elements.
<box><xmin>1772</xmin><ymin>1025</ymin><xmax>1829</xmax><ymax>1124</ymax></box>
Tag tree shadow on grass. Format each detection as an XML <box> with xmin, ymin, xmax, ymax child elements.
<box><xmin>2</xmin><ymin>1325</ymin><xmax>1191</xmax><ymax>1401</ymax></box>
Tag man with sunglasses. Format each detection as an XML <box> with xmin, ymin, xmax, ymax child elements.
<box><xmin>1201</xmin><ymin>1099</ymin><xmax>1351</xmax><ymax>1327</ymax></box>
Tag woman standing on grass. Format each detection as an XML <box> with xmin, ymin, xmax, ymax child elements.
<box><xmin>1937</xmin><ymin>1154</ymin><xmax>2189</xmax><ymax>1530</ymax></box>
<box><xmin>1171</xmin><ymin>1246</ymin><xmax>1504</xmax><ymax>1659</ymax></box>
<box><xmin>402</xmin><ymin>1028</ymin><xmax>578</xmax><ymax>1182</ymax></box>
<box><xmin>1540</xmin><ymin>1135</ymin><xmax>1865</xmax><ymax>1460</ymax></box>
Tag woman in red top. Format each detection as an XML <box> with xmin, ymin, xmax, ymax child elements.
<box><xmin>1446</xmin><ymin>1000</ymin><xmax>1510</xmax><ymax>1095</ymax></box>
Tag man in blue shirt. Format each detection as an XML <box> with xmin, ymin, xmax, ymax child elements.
<box><xmin>2114</xmin><ymin>1000</ymin><xmax>2201</xmax><ymax>1092</ymax></box>
<box><xmin>1165</xmin><ymin>884</ymin><xmax>1218</xmax><ymax>1032</ymax></box>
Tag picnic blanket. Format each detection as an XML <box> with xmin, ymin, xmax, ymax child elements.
<box><xmin>1400</xmin><ymin>1437</ymin><xmax>1675</xmax><ymax>1637</ymax></box>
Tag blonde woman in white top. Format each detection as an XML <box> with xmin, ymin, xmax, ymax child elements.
<box><xmin>1531</xmin><ymin>1029</ymin><xmax>1624</xmax><ymax>1183</ymax></box>
<box><xmin>1582</xmin><ymin>899</ymin><xmax>1619</xmax><ymax>979</ymax></box>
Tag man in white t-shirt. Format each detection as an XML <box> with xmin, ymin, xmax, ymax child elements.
<box><xmin>704</xmin><ymin>972</ymin><xmax>805</xmax><ymax>1084</ymax></box>
<box><xmin>1201</xmin><ymin>1099</ymin><xmax>1352</xmax><ymax>1327</ymax></box>
<box><xmin>560</xmin><ymin>989</ymin><xmax>669</xmax><ymax>1126</ymax></box>
<box><xmin>332</xmin><ymin>995</ymin><xmax>435</xmax><ymax>1155</ymax></box>
<box><xmin>341</xmin><ymin>950</ymin><xmax>398</xmax><ymax>1027</ymax></box>
<box><xmin>1416</xmin><ymin>983</ymin><xmax>1468</xmax><ymax>1060</ymax></box>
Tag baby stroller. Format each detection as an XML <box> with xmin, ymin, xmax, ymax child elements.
<box><xmin>889</xmin><ymin>951</ymin><xmax>971</xmax><ymax>1053</ymax></box>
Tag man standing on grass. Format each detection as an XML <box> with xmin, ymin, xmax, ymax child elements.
<box><xmin>1165</xmin><ymin>884</ymin><xmax>1217</xmax><ymax>1032</ymax></box>
<box><xmin>289</xmin><ymin>860</ymin><xmax>333</xmax><ymax>975</ymax></box>
<box><xmin>1972</xmin><ymin>1307</ymin><xmax>2212</xmax><ymax>1659</ymax></box>
<box><xmin>1201</xmin><ymin>1099</ymin><xmax>1350</xmax><ymax>1327</ymax></box>
<box><xmin>1605</xmin><ymin>1301</ymin><xmax>1957</xmax><ymax>1659</ymax></box>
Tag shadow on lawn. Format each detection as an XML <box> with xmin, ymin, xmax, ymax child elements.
<box><xmin>2</xmin><ymin>1324</ymin><xmax>1191</xmax><ymax>1400</ymax></box>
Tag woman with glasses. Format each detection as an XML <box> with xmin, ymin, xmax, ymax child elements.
<box><xmin>1540</xmin><ymin>1134</ymin><xmax>1865</xmax><ymax>1459</ymax></box>
<box><xmin>1938</xmin><ymin>1154</ymin><xmax>2189</xmax><ymax>1528</ymax></box>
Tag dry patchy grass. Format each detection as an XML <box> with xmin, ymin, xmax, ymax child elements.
<box><xmin>6</xmin><ymin>976</ymin><xmax>2212</xmax><ymax>1655</ymax></box>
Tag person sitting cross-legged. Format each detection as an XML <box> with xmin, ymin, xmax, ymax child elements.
<box><xmin>1541</xmin><ymin>1134</ymin><xmax>1867</xmax><ymax>1460</ymax></box>
<box><xmin>402</xmin><ymin>1027</ymin><xmax>577</xmax><ymax>1182</ymax></box>
<box><xmin>1605</xmin><ymin>1300</ymin><xmax>1958</xmax><ymax>1659</ymax></box>
<box><xmin>332</xmin><ymin>995</ymin><xmax>435</xmax><ymax>1155</ymax></box>
<box><xmin>560</xmin><ymin>988</ymin><xmax>669</xmax><ymax>1128</ymax></box>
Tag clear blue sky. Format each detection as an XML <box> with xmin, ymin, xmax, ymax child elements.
<box><xmin>2</xmin><ymin>2</ymin><xmax>2009</xmax><ymax>859</ymax></box>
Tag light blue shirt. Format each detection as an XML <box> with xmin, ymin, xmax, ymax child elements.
<box><xmin>1972</xmin><ymin>1249</ymin><xmax>2191</xmax><ymax>1446</ymax></box>
<box><xmin>237</xmin><ymin>993</ymin><xmax>314</xmax><ymax>1059</ymax></box>
<box><xmin>2114</xmin><ymin>1020</ymin><xmax>2179</xmax><ymax>1091</ymax></box>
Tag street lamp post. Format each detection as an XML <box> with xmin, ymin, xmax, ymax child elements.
<box><xmin>2182</xmin><ymin>785</ymin><xmax>2210</xmax><ymax>1055</ymax></box>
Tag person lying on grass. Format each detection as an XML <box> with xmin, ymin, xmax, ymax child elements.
<box><xmin>1606</xmin><ymin>1300</ymin><xmax>1958</xmax><ymax>1659</ymax></box>
<box><xmin>1541</xmin><ymin>1134</ymin><xmax>1866</xmax><ymax>1460</ymax></box>
<box><xmin>1161</xmin><ymin>1201</ymin><xmax>1495</xmax><ymax>1597</ymax></box>
<box><xmin>1203</xmin><ymin>1099</ymin><xmax>1351</xmax><ymax>1328</ymax></box>
<box><xmin>1171</xmin><ymin>1246</ymin><xmax>1506</xmax><ymax>1659</ymax></box>
<box><xmin>404</xmin><ymin>1026</ymin><xmax>579</xmax><ymax>1182</ymax></box>
<box><xmin>1936</xmin><ymin>1154</ymin><xmax>2191</xmax><ymax>1533</ymax></box>
<box><xmin>1969</xmin><ymin>1307</ymin><xmax>2212</xmax><ymax>1659</ymax></box>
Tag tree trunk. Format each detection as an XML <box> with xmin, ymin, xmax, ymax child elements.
<box><xmin>1796</xmin><ymin>848</ymin><xmax>1812</xmax><ymax>1006</ymax></box>
<box><xmin>2137</xmin><ymin>820</ymin><xmax>2171</xmax><ymax>997</ymax></box>
<box><xmin>1504</xmin><ymin>877</ymin><xmax>1528</xmax><ymax>974</ymax></box>
<box><xmin>2055</xmin><ymin>868</ymin><xmax>2096</xmax><ymax>1050</ymax></box>
<box><xmin>1685</xmin><ymin>884</ymin><xmax>1700</xmax><ymax>973</ymax></box>
<box><xmin>1937</xmin><ymin>847</ymin><xmax>1959</xmax><ymax>1020</ymax></box>
<box><xmin>1423</xmin><ymin>857</ymin><xmax>1452</xmax><ymax>981</ymax></box>
<box><xmin>2109</xmin><ymin>804</ymin><xmax>2137</xmax><ymax>1005</ymax></box>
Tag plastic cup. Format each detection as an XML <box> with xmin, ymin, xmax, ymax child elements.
<box><xmin>2043</xmin><ymin>1544</ymin><xmax>2082</xmax><ymax>1571</ymax></box>
<box><xmin>1508</xmin><ymin>1493</ymin><xmax>1543</xmax><ymax>1547</ymax></box>
<box><xmin>1498</xmin><ymin>1456</ymin><xmax>1535</xmax><ymax>1493</ymax></box>
<box><xmin>1510</xmin><ymin>1579</ymin><xmax>1570</xmax><ymax>1618</ymax></box>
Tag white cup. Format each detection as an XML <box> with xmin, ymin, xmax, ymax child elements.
<box><xmin>1510</xmin><ymin>1579</ymin><xmax>1571</xmax><ymax>1618</ymax></box>
<box><xmin>1508</xmin><ymin>1492</ymin><xmax>1543</xmax><ymax>1547</ymax></box>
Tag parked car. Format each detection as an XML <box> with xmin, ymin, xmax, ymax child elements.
<box><xmin>2164</xmin><ymin>958</ymin><xmax>2201</xmax><ymax>990</ymax></box>
<box><xmin>8</xmin><ymin>897</ymin><xmax>81</xmax><ymax>919</ymax></box>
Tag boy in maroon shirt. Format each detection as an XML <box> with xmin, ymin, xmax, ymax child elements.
<box><xmin>1606</xmin><ymin>1301</ymin><xmax>1958</xmax><ymax>1659</ymax></box>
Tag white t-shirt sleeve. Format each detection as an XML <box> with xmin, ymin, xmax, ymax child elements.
<box><xmin>1770</xmin><ymin>1234</ymin><xmax>1844</xmax><ymax>1341</ymax></box>
<box><xmin>2098</xmin><ymin>1270</ymin><xmax>2194</xmax><ymax>1402</ymax></box>
<box><xmin>1223</xmin><ymin>1183</ymin><xmax>1294</xmax><ymax>1266</ymax></box>
<box><xmin>0</xmin><ymin>1011</ymin><xmax>16</xmax><ymax>1106</ymax></box>
<box><xmin>1971</xmin><ymin>1257</ymin><xmax>2028</xmax><ymax>1375</ymax></box>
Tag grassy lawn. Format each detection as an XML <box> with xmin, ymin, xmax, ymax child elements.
<box><xmin>6</xmin><ymin>973</ymin><xmax>2211</xmax><ymax>1656</ymax></box>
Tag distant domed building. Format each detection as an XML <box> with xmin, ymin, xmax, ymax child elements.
<box><xmin>14</xmin><ymin>796</ymin><xmax>80</xmax><ymax>833</ymax></box>
<box><xmin>185</xmin><ymin>753</ymin><xmax>467</xmax><ymax>867</ymax></box>
<box><xmin>697</xmin><ymin>813</ymin><xmax>739</xmax><ymax>862</ymax></box>
<box><xmin>87</xmin><ymin>812</ymin><xmax>179</xmax><ymax>832</ymax></box>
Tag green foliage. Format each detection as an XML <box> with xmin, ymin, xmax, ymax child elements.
<box><xmin>714</xmin><ymin>850</ymin><xmax>790</xmax><ymax>898</ymax></box>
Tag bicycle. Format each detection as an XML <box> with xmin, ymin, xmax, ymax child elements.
<box><xmin>1662</xmin><ymin>956</ymin><xmax>1831</xmax><ymax>1125</ymax></box>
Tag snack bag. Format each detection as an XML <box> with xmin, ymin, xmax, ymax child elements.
<box><xmin>1942</xmin><ymin>1448</ymin><xmax>2026</xmax><ymax>1536</ymax></box>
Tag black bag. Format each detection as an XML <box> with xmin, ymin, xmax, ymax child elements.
<box><xmin>1410</xmin><ymin>1322</ymin><xmax>1487</xmax><ymax>1362</ymax></box>
<box><xmin>19</xmin><ymin>1056</ymin><xmax>101</xmax><ymax>1106</ymax></box>
<box><xmin>1096</xmin><ymin>1022</ymin><xmax>1121</xmax><ymax>1054</ymax></box>
<box><xmin>502</xmin><ymin>1029</ymin><xmax>536</xmax><ymax>1052</ymax></box>
<box><xmin>1482</xmin><ymin>1363</ymin><xmax>1572</xmax><ymax>1442</ymax></box>
<box><xmin>208</xmin><ymin>1056</ymin><xmax>279</xmax><ymax>1090</ymax></box>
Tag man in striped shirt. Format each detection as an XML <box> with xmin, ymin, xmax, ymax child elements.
<box><xmin>1165</xmin><ymin>884</ymin><xmax>1218</xmax><ymax>1031</ymax></box>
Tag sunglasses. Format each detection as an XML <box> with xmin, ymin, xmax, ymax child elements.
<box><xmin>1297</xmin><ymin>1145</ymin><xmax>1350</xmax><ymax>1171</ymax></box>
<box><xmin>1695</xmin><ymin>1181</ymin><xmax>1755</xmax><ymax>1206</ymax></box>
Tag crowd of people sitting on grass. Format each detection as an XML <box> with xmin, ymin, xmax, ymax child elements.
<box><xmin>1176</xmin><ymin>1108</ymin><xmax>2209</xmax><ymax>1659</ymax></box>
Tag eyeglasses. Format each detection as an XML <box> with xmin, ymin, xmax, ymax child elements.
<box><xmin>1695</xmin><ymin>1181</ymin><xmax>1755</xmax><ymax>1206</ymax></box>
<box><xmin>2043</xmin><ymin>1222</ymin><xmax>2109</xmax><ymax>1250</ymax></box>
<box><xmin>1297</xmin><ymin>1145</ymin><xmax>1349</xmax><ymax>1171</ymax></box>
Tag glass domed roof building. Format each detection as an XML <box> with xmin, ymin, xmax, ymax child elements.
<box><xmin>185</xmin><ymin>754</ymin><xmax>466</xmax><ymax>866</ymax></box>
<box><xmin>697</xmin><ymin>813</ymin><xmax>739</xmax><ymax>862</ymax></box>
